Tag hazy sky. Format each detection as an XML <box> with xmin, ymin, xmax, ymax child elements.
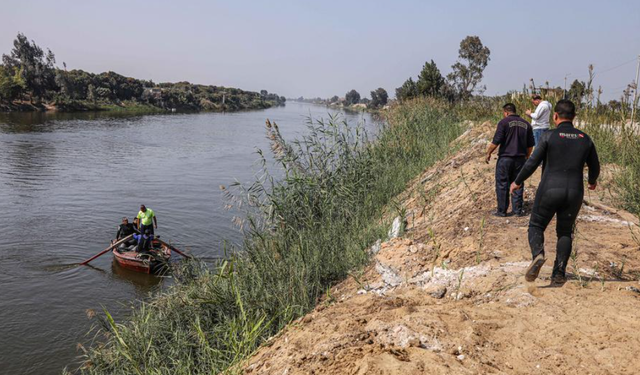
<box><xmin>2</xmin><ymin>0</ymin><xmax>639</xmax><ymax>100</ymax></box>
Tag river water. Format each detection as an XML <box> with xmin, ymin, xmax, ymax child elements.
<box><xmin>0</xmin><ymin>103</ymin><xmax>376</xmax><ymax>374</ymax></box>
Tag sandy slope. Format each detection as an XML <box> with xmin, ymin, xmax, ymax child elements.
<box><xmin>242</xmin><ymin>122</ymin><xmax>640</xmax><ymax>375</ymax></box>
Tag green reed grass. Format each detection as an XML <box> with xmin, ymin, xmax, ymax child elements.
<box><xmin>71</xmin><ymin>98</ymin><xmax>463</xmax><ymax>375</ymax></box>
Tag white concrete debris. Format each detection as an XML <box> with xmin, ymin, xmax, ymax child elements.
<box><xmin>499</xmin><ymin>261</ymin><xmax>530</xmax><ymax>271</ymax></box>
<box><xmin>375</xmin><ymin>261</ymin><xmax>403</xmax><ymax>288</ymax></box>
<box><xmin>384</xmin><ymin>325</ymin><xmax>421</xmax><ymax>348</ymax></box>
<box><xmin>368</xmin><ymin>239</ymin><xmax>382</xmax><ymax>255</ymax></box>
<box><xmin>388</xmin><ymin>216</ymin><xmax>403</xmax><ymax>239</ymax></box>
<box><xmin>368</xmin><ymin>257</ymin><xmax>531</xmax><ymax>299</ymax></box>
<box><xmin>579</xmin><ymin>214</ymin><xmax>634</xmax><ymax>226</ymax></box>
<box><xmin>370</xmin><ymin>323</ymin><xmax>443</xmax><ymax>351</ymax></box>
<box><xmin>578</xmin><ymin>267</ymin><xmax>599</xmax><ymax>277</ymax></box>
<box><xmin>410</xmin><ymin>264</ymin><xmax>491</xmax><ymax>290</ymax></box>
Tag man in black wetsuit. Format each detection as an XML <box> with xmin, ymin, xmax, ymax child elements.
<box><xmin>486</xmin><ymin>103</ymin><xmax>535</xmax><ymax>217</ymax></box>
<box><xmin>510</xmin><ymin>99</ymin><xmax>600</xmax><ymax>286</ymax></box>
<box><xmin>115</xmin><ymin>217</ymin><xmax>138</xmax><ymax>248</ymax></box>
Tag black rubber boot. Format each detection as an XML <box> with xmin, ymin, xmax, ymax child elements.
<box><xmin>550</xmin><ymin>272</ymin><xmax>568</xmax><ymax>286</ymax></box>
<box><xmin>525</xmin><ymin>253</ymin><xmax>546</xmax><ymax>282</ymax></box>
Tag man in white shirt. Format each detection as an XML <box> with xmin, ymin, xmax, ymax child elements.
<box><xmin>525</xmin><ymin>95</ymin><xmax>552</xmax><ymax>146</ymax></box>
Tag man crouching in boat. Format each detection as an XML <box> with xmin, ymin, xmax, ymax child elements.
<box><xmin>114</xmin><ymin>217</ymin><xmax>139</xmax><ymax>251</ymax></box>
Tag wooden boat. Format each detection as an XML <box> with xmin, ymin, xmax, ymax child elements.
<box><xmin>112</xmin><ymin>238</ymin><xmax>171</xmax><ymax>274</ymax></box>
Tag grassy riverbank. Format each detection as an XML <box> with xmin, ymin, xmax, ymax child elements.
<box><xmin>1</xmin><ymin>91</ymin><xmax>285</xmax><ymax>114</ymax></box>
<box><xmin>72</xmin><ymin>98</ymin><xmax>463</xmax><ymax>374</ymax></box>
<box><xmin>72</xmin><ymin>96</ymin><xmax>640</xmax><ymax>374</ymax></box>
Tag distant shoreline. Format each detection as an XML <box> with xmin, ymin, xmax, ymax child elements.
<box><xmin>288</xmin><ymin>99</ymin><xmax>385</xmax><ymax>114</ymax></box>
<box><xmin>1</xmin><ymin>33</ymin><xmax>286</xmax><ymax>115</ymax></box>
<box><xmin>0</xmin><ymin>99</ymin><xmax>285</xmax><ymax>114</ymax></box>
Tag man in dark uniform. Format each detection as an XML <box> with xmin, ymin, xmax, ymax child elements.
<box><xmin>486</xmin><ymin>103</ymin><xmax>535</xmax><ymax>217</ymax></box>
<box><xmin>116</xmin><ymin>217</ymin><xmax>137</xmax><ymax>240</ymax></box>
<box><xmin>510</xmin><ymin>99</ymin><xmax>600</xmax><ymax>286</ymax></box>
<box><xmin>115</xmin><ymin>217</ymin><xmax>138</xmax><ymax>250</ymax></box>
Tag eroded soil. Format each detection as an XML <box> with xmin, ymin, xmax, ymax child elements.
<box><xmin>243</xmin><ymin>122</ymin><xmax>640</xmax><ymax>375</ymax></box>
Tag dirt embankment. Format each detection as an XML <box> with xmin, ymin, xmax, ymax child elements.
<box><xmin>242</xmin><ymin>122</ymin><xmax>640</xmax><ymax>375</ymax></box>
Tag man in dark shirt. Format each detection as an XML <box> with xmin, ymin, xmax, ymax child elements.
<box><xmin>485</xmin><ymin>103</ymin><xmax>535</xmax><ymax>217</ymax></box>
<box><xmin>510</xmin><ymin>99</ymin><xmax>600</xmax><ymax>286</ymax></box>
<box><xmin>115</xmin><ymin>217</ymin><xmax>138</xmax><ymax>248</ymax></box>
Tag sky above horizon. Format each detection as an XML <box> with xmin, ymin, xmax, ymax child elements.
<box><xmin>2</xmin><ymin>0</ymin><xmax>639</xmax><ymax>101</ymax></box>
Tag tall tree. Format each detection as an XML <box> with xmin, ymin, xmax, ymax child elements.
<box><xmin>416</xmin><ymin>60</ymin><xmax>444</xmax><ymax>97</ymax></box>
<box><xmin>568</xmin><ymin>79</ymin><xmax>586</xmax><ymax>107</ymax></box>
<box><xmin>395</xmin><ymin>78</ymin><xmax>418</xmax><ymax>102</ymax></box>
<box><xmin>345</xmin><ymin>89</ymin><xmax>360</xmax><ymax>105</ymax></box>
<box><xmin>447</xmin><ymin>36</ymin><xmax>491</xmax><ymax>100</ymax></box>
<box><xmin>2</xmin><ymin>33</ymin><xmax>57</xmax><ymax>102</ymax></box>
<box><xmin>370</xmin><ymin>87</ymin><xmax>388</xmax><ymax>108</ymax></box>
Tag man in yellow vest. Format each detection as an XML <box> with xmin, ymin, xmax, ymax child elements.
<box><xmin>136</xmin><ymin>205</ymin><xmax>157</xmax><ymax>252</ymax></box>
<box><xmin>137</xmin><ymin>205</ymin><xmax>157</xmax><ymax>236</ymax></box>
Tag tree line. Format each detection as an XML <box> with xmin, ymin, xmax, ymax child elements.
<box><xmin>396</xmin><ymin>35</ymin><xmax>491</xmax><ymax>102</ymax></box>
<box><xmin>0</xmin><ymin>33</ymin><xmax>285</xmax><ymax>112</ymax></box>
<box><xmin>296</xmin><ymin>36</ymin><xmax>491</xmax><ymax>109</ymax></box>
<box><xmin>296</xmin><ymin>87</ymin><xmax>389</xmax><ymax>109</ymax></box>
<box><xmin>396</xmin><ymin>35</ymin><xmax>634</xmax><ymax>114</ymax></box>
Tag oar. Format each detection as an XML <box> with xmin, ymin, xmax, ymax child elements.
<box><xmin>80</xmin><ymin>234</ymin><xmax>134</xmax><ymax>265</ymax></box>
<box><xmin>157</xmin><ymin>239</ymin><xmax>191</xmax><ymax>259</ymax></box>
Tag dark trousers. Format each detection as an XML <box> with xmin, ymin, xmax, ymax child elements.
<box><xmin>495</xmin><ymin>156</ymin><xmax>525</xmax><ymax>214</ymax></box>
<box><xmin>528</xmin><ymin>187</ymin><xmax>583</xmax><ymax>277</ymax></box>
<box><xmin>139</xmin><ymin>224</ymin><xmax>154</xmax><ymax>252</ymax></box>
<box><xmin>140</xmin><ymin>224</ymin><xmax>154</xmax><ymax>236</ymax></box>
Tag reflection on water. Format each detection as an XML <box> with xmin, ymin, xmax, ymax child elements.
<box><xmin>0</xmin><ymin>110</ymin><xmax>155</xmax><ymax>133</ymax></box>
<box><xmin>3</xmin><ymin>139</ymin><xmax>57</xmax><ymax>193</ymax></box>
<box><xmin>0</xmin><ymin>103</ymin><xmax>377</xmax><ymax>374</ymax></box>
<box><xmin>111</xmin><ymin>260</ymin><xmax>164</xmax><ymax>291</ymax></box>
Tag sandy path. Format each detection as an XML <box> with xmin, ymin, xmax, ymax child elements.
<box><xmin>242</xmin><ymin>122</ymin><xmax>640</xmax><ymax>375</ymax></box>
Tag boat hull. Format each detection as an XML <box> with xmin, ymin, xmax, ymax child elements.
<box><xmin>112</xmin><ymin>239</ymin><xmax>171</xmax><ymax>274</ymax></box>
